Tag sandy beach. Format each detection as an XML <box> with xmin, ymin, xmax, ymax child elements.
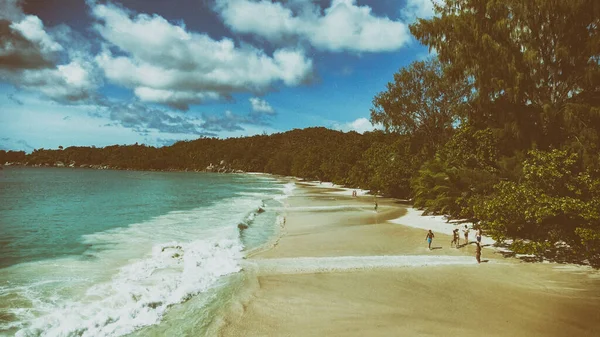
<box><xmin>217</xmin><ymin>182</ymin><xmax>600</xmax><ymax>337</ymax></box>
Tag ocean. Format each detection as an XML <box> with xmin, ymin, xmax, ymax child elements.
<box><xmin>0</xmin><ymin>167</ymin><xmax>291</xmax><ymax>336</ymax></box>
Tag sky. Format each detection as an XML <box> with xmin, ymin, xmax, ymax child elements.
<box><xmin>0</xmin><ymin>0</ymin><xmax>435</xmax><ymax>151</ymax></box>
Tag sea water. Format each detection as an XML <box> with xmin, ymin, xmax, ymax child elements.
<box><xmin>0</xmin><ymin>167</ymin><xmax>292</xmax><ymax>336</ymax></box>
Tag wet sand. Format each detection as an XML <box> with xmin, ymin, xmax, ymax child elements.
<box><xmin>217</xmin><ymin>182</ymin><xmax>600</xmax><ymax>337</ymax></box>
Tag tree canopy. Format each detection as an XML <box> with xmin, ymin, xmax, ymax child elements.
<box><xmin>397</xmin><ymin>0</ymin><xmax>600</xmax><ymax>264</ymax></box>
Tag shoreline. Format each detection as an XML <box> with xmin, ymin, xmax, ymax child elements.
<box><xmin>216</xmin><ymin>180</ymin><xmax>600</xmax><ymax>337</ymax></box>
<box><xmin>0</xmin><ymin>162</ymin><xmax>245</xmax><ymax>173</ymax></box>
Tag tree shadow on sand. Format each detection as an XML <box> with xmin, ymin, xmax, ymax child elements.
<box><xmin>457</xmin><ymin>242</ymin><xmax>478</xmax><ymax>248</ymax></box>
<box><xmin>493</xmin><ymin>242</ymin><xmax>600</xmax><ymax>268</ymax></box>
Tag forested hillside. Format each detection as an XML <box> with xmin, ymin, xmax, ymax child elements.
<box><xmin>0</xmin><ymin>128</ymin><xmax>413</xmax><ymax>197</ymax></box>
<box><xmin>2</xmin><ymin>0</ymin><xmax>599</xmax><ymax>264</ymax></box>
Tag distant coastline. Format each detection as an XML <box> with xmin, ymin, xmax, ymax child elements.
<box><xmin>1</xmin><ymin>160</ymin><xmax>245</xmax><ymax>174</ymax></box>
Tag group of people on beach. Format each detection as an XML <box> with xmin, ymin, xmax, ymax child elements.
<box><xmin>425</xmin><ymin>225</ymin><xmax>484</xmax><ymax>263</ymax></box>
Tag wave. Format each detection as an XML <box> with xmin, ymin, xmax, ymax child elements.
<box><xmin>238</xmin><ymin>182</ymin><xmax>294</xmax><ymax>205</ymax></box>
<box><xmin>249</xmin><ymin>255</ymin><xmax>479</xmax><ymax>274</ymax></box>
<box><xmin>15</xmin><ymin>238</ymin><xmax>243</xmax><ymax>337</ymax></box>
<box><xmin>284</xmin><ymin>205</ymin><xmax>364</xmax><ymax>212</ymax></box>
<box><xmin>4</xmin><ymin>193</ymin><xmax>282</xmax><ymax>337</ymax></box>
<box><xmin>282</xmin><ymin>182</ymin><xmax>295</xmax><ymax>195</ymax></box>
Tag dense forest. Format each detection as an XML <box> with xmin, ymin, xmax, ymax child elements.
<box><xmin>0</xmin><ymin>128</ymin><xmax>410</xmax><ymax>196</ymax></box>
<box><xmin>2</xmin><ymin>0</ymin><xmax>599</xmax><ymax>264</ymax></box>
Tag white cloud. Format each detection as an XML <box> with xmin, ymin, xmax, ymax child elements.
<box><xmin>401</xmin><ymin>0</ymin><xmax>436</xmax><ymax>21</ymax></box>
<box><xmin>0</xmin><ymin>4</ymin><xmax>100</xmax><ymax>103</ymax></box>
<box><xmin>201</xmin><ymin>110</ymin><xmax>246</xmax><ymax>131</ymax></box>
<box><xmin>133</xmin><ymin>87</ymin><xmax>221</xmax><ymax>111</ymax></box>
<box><xmin>13</xmin><ymin>59</ymin><xmax>98</xmax><ymax>101</ymax></box>
<box><xmin>201</xmin><ymin>103</ymin><xmax>277</xmax><ymax>132</ymax></box>
<box><xmin>91</xmin><ymin>3</ymin><xmax>314</xmax><ymax>110</ymax></box>
<box><xmin>99</xmin><ymin>100</ymin><xmax>212</xmax><ymax>136</ymax></box>
<box><xmin>249</xmin><ymin>97</ymin><xmax>274</xmax><ymax>114</ymax></box>
<box><xmin>214</xmin><ymin>0</ymin><xmax>411</xmax><ymax>52</ymax></box>
<box><xmin>332</xmin><ymin>117</ymin><xmax>379</xmax><ymax>134</ymax></box>
<box><xmin>10</xmin><ymin>15</ymin><xmax>63</xmax><ymax>54</ymax></box>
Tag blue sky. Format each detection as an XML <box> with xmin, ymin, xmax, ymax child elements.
<box><xmin>0</xmin><ymin>0</ymin><xmax>435</xmax><ymax>151</ymax></box>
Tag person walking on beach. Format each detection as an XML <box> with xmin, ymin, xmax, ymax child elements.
<box><xmin>476</xmin><ymin>227</ymin><xmax>482</xmax><ymax>244</ymax></box>
<box><xmin>476</xmin><ymin>242</ymin><xmax>482</xmax><ymax>263</ymax></box>
<box><xmin>425</xmin><ymin>230</ymin><xmax>435</xmax><ymax>250</ymax></box>
<box><xmin>463</xmin><ymin>225</ymin><xmax>470</xmax><ymax>245</ymax></box>
<box><xmin>451</xmin><ymin>228</ymin><xmax>459</xmax><ymax>248</ymax></box>
<box><xmin>374</xmin><ymin>201</ymin><xmax>378</xmax><ymax>212</ymax></box>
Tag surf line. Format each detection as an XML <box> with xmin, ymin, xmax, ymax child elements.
<box><xmin>244</xmin><ymin>255</ymin><xmax>481</xmax><ymax>275</ymax></box>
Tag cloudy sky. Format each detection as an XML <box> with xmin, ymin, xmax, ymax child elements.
<box><xmin>0</xmin><ymin>0</ymin><xmax>434</xmax><ymax>151</ymax></box>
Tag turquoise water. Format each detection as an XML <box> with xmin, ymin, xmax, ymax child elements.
<box><xmin>0</xmin><ymin>167</ymin><xmax>291</xmax><ymax>336</ymax></box>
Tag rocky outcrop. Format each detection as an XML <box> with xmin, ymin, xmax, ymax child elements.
<box><xmin>205</xmin><ymin>160</ymin><xmax>244</xmax><ymax>173</ymax></box>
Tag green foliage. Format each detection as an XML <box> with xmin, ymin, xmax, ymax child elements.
<box><xmin>411</xmin><ymin>0</ymin><xmax>599</xmax><ymax>111</ymax></box>
<box><xmin>439</xmin><ymin>126</ymin><xmax>500</xmax><ymax>172</ymax></box>
<box><xmin>474</xmin><ymin>150</ymin><xmax>600</xmax><ymax>253</ymax></box>
<box><xmin>575</xmin><ymin>228</ymin><xmax>600</xmax><ymax>262</ymax></box>
<box><xmin>410</xmin><ymin>0</ymin><xmax>600</xmax><ymax>164</ymax></box>
<box><xmin>0</xmin><ymin>150</ymin><xmax>27</xmax><ymax>164</ymax></box>
<box><xmin>351</xmin><ymin>139</ymin><xmax>414</xmax><ymax>197</ymax></box>
<box><xmin>412</xmin><ymin>126</ymin><xmax>501</xmax><ymax>219</ymax></box>
<box><xmin>404</xmin><ymin>0</ymin><xmax>600</xmax><ymax>264</ymax></box>
<box><xmin>371</xmin><ymin>58</ymin><xmax>471</xmax><ymax>157</ymax></box>
<box><xmin>521</xmin><ymin>149</ymin><xmax>581</xmax><ymax>196</ymax></box>
<box><xmin>412</xmin><ymin>158</ymin><xmax>454</xmax><ymax>214</ymax></box>
<box><xmin>509</xmin><ymin>241</ymin><xmax>553</xmax><ymax>257</ymax></box>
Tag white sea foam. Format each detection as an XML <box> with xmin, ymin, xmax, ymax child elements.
<box><xmin>286</xmin><ymin>205</ymin><xmax>366</xmax><ymax>212</ymax></box>
<box><xmin>282</xmin><ymin>182</ymin><xmax>295</xmax><ymax>195</ymax></box>
<box><xmin>15</xmin><ymin>238</ymin><xmax>243</xmax><ymax>337</ymax></box>
<box><xmin>248</xmin><ymin>255</ymin><xmax>479</xmax><ymax>275</ymax></box>
<box><xmin>237</xmin><ymin>192</ymin><xmax>268</xmax><ymax>200</ymax></box>
<box><xmin>242</xmin><ymin>204</ymin><xmax>370</xmax><ymax>213</ymax></box>
<box><xmin>300</xmin><ymin>181</ymin><xmax>372</xmax><ymax>197</ymax></box>
<box><xmin>272</xmin><ymin>182</ymin><xmax>295</xmax><ymax>203</ymax></box>
<box><xmin>248</xmin><ymin>187</ymin><xmax>284</xmax><ymax>191</ymax></box>
<box><xmin>239</xmin><ymin>182</ymin><xmax>294</xmax><ymax>203</ymax></box>
<box><xmin>5</xmin><ymin>195</ymin><xmax>275</xmax><ymax>337</ymax></box>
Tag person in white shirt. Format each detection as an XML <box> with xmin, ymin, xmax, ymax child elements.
<box><xmin>463</xmin><ymin>225</ymin><xmax>470</xmax><ymax>245</ymax></box>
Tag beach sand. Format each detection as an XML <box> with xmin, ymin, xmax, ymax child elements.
<box><xmin>217</xmin><ymin>182</ymin><xmax>600</xmax><ymax>337</ymax></box>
